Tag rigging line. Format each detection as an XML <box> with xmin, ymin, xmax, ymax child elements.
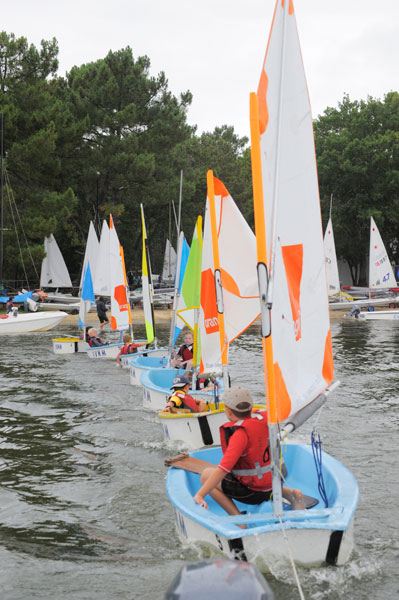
<box><xmin>6</xmin><ymin>187</ymin><xmax>30</xmax><ymax>288</ymax></box>
<box><xmin>5</xmin><ymin>170</ymin><xmax>39</xmax><ymax>280</ymax></box>
<box><xmin>278</xmin><ymin>515</ymin><xmax>306</xmax><ymax>600</ymax></box>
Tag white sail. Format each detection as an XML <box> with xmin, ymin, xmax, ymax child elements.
<box><xmin>250</xmin><ymin>0</ymin><xmax>333</xmax><ymax>422</ymax></box>
<box><xmin>40</xmin><ymin>234</ymin><xmax>72</xmax><ymax>288</ymax></box>
<box><xmin>161</xmin><ymin>239</ymin><xmax>177</xmax><ymax>282</ymax></box>
<box><xmin>199</xmin><ymin>176</ymin><xmax>260</xmax><ymax>374</ymax></box>
<box><xmin>93</xmin><ymin>221</ymin><xmax>111</xmax><ymax>296</ymax></box>
<box><xmin>369</xmin><ymin>217</ymin><xmax>396</xmax><ymax>290</ymax></box>
<box><xmin>79</xmin><ymin>222</ymin><xmax>99</xmax><ymax>290</ymax></box>
<box><xmin>324</xmin><ymin>218</ymin><xmax>340</xmax><ymax>295</ymax></box>
<box><xmin>109</xmin><ymin>217</ymin><xmax>130</xmax><ymax>331</ymax></box>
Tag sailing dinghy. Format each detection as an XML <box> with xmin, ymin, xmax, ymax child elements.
<box><xmin>344</xmin><ymin>218</ymin><xmax>399</xmax><ymax>319</ymax></box>
<box><xmin>158</xmin><ymin>174</ymin><xmax>261</xmax><ymax>448</ymax></box>
<box><xmin>166</xmin><ymin>0</ymin><xmax>358</xmax><ymax>568</ymax></box>
<box><xmin>0</xmin><ymin>309</ymin><xmax>67</xmax><ymax>334</ymax></box>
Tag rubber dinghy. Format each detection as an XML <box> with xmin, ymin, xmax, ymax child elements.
<box><xmin>166</xmin><ymin>446</ymin><xmax>358</xmax><ymax>569</ymax></box>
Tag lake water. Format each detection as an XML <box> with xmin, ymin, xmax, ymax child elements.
<box><xmin>0</xmin><ymin>319</ymin><xmax>398</xmax><ymax>599</ymax></box>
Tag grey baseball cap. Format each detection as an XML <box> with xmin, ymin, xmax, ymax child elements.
<box><xmin>223</xmin><ymin>387</ymin><xmax>253</xmax><ymax>412</ymax></box>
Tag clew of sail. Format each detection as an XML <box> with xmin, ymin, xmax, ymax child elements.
<box><xmin>78</xmin><ymin>262</ymin><xmax>95</xmax><ymax>329</ymax></box>
<box><xmin>369</xmin><ymin>217</ymin><xmax>396</xmax><ymax>290</ymax></box>
<box><xmin>94</xmin><ymin>221</ymin><xmax>111</xmax><ymax>296</ymax></box>
<box><xmin>140</xmin><ymin>205</ymin><xmax>155</xmax><ymax>344</ymax></box>
<box><xmin>40</xmin><ymin>234</ymin><xmax>72</xmax><ymax>288</ymax></box>
<box><xmin>324</xmin><ymin>218</ymin><xmax>340</xmax><ymax>296</ymax></box>
<box><xmin>109</xmin><ymin>216</ymin><xmax>130</xmax><ymax>331</ymax></box>
<box><xmin>199</xmin><ymin>173</ymin><xmax>260</xmax><ymax>376</ymax></box>
<box><xmin>250</xmin><ymin>0</ymin><xmax>334</xmax><ymax>425</ymax></box>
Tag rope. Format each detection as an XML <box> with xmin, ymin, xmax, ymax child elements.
<box><xmin>278</xmin><ymin>515</ymin><xmax>306</xmax><ymax>600</ymax></box>
<box><xmin>311</xmin><ymin>430</ymin><xmax>329</xmax><ymax>508</ymax></box>
<box><xmin>6</xmin><ymin>189</ymin><xmax>30</xmax><ymax>287</ymax></box>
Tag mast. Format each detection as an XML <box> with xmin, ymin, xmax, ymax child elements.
<box><xmin>0</xmin><ymin>113</ymin><xmax>3</xmax><ymax>285</ymax></box>
<box><xmin>207</xmin><ymin>171</ymin><xmax>229</xmax><ymax>390</ymax></box>
<box><xmin>140</xmin><ymin>204</ymin><xmax>156</xmax><ymax>345</ymax></box>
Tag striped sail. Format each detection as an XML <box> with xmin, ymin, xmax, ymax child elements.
<box><xmin>369</xmin><ymin>217</ymin><xmax>396</xmax><ymax>289</ymax></box>
<box><xmin>324</xmin><ymin>218</ymin><xmax>340</xmax><ymax>295</ymax></box>
<box><xmin>250</xmin><ymin>0</ymin><xmax>333</xmax><ymax>424</ymax></box>
<box><xmin>199</xmin><ymin>174</ymin><xmax>260</xmax><ymax>374</ymax></box>
<box><xmin>176</xmin><ymin>217</ymin><xmax>203</xmax><ymax>333</ymax></box>
<box><xmin>140</xmin><ymin>205</ymin><xmax>155</xmax><ymax>343</ymax></box>
<box><xmin>109</xmin><ymin>216</ymin><xmax>130</xmax><ymax>331</ymax></box>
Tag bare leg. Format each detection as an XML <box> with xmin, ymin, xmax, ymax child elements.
<box><xmin>200</xmin><ymin>468</ymin><xmax>246</xmax><ymax>528</ymax></box>
<box><xmin>282</xmin><ymin>486</ymin><xmax>305</xmax><ymax>509</ymax></box>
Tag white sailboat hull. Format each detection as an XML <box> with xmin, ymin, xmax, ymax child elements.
<box><xmin>329</xmin><ymin>295</ymin><xmax>399</xmax><ymax>311</ymax></box>
<box><xmin>172</xmin><ymin>508</ymin><xmax>354</xmax><ymax>569</ymax></box>
<box><xmin>158</xmin><ymin>409</ymin><xmax>227</xmax><ymax>449</ymax></box>
<box><xmin>167</xmin><ymin>445</ymin><xmax>358</xmax><ymax>569</ymax></box>
<box><xmin>120</xmin><ymin>348</ymin><xmax>168</xmax><ymax>370</ymax></box>
<box><xmin>86</xmin><ymin>343</ymin><xmax>122</xmax><ymax>359</ymax></box>
<box><xmin>52</xmin><ymin>337</ymin><xmax>88</xmax><ymax>354</ymax></box>
<box><xmin>358</xmin><ymin>310</ymin><xmax>399</xmax><ymax>321</ymax></box>
<box><xmin>0</xmin><ymin>311</ymin><xmax>67</xmax><ymax>334</ymax></box>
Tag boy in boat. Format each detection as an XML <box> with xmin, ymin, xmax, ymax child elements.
<box><xmin>193</xmin><ymin>387</ymin><xmax>305</xmax><ymax>517</ymax></box>
<box><xmin>160</xmin><ymin>375</ymin><xmax>208</xmax><ymax>413</ymax></box>
<box><xmin>87</xmin><ymin>327</ymin><xmax>105</xmax><ymax>347</ymax></box>
<box><xmin>116</xmin><ymin>333</ymin><xmax>147</xmax><ymax>367</ymax></box>
<box><xmin>170</xmin><ymin>331</ymin><xmax>194</xmax><ymax>369</ymax></box>
<box><xmin>96</xmin><ymin>296</ymin><xmax>109</xmax><ymax>331</ymax></box>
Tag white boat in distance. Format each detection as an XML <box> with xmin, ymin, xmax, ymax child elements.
<box><xmin>0</xmin><ymin>310</ymin><xmax>67</xmax><ymax>334</ymax></box>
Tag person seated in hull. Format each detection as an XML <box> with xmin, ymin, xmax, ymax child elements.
<box><xmin>193</xmin><ymin>387</ymin><xmax>305</xmax><ymax>523</ymax></box>
<box><xmin>160</xmin><ymin>375</ymin><xmax>208</xmax><ymax>414</ymax></box>
<box><xmin>116</xmin><ymin>333</ymin><xmax>147</xmax><ymax>367</ymax></box>
<box><xmin>170</xmin><ymin>331</ymin><xmax>194</xmax><ymax>369</ymax></box>
<box><xmin>87</xmin><ymin>327</ymin><xmax>105</xmax><ymax>347</ymax></box>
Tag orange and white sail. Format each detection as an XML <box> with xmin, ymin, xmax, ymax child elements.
<box><xmin>369</xmin><ymin>217</ymin><xmax>396</xmax><ymax>290</ymax></box>
<box><xmin>199</xmin><ymin>173</ymin><xmax>260</xmax><ymax>375</ymax></box>
<box><xmin>250</xmin><ymin>0</ymin><xmax>333</xmax><ymax>424</ymax></box>
<box><xmin>109</xmin><ymin>216</ymin><xmax>130</xmax><ymax>331</ymax></box>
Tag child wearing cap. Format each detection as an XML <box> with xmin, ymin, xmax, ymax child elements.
<box><xmin>193</xmin><ymin>387</ymin><xmax>304</xmax><ymax>518</ymax></box>
<box><xmin>161</xmin><ymin>375</ymin><xmax>208</xmax><ymax>413</ymax></box>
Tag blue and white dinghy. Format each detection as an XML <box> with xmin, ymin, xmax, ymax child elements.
<box><xmin>166</xmin><ymin>0</ymin><xmax>358</xmax><ymax>569</ymax></box>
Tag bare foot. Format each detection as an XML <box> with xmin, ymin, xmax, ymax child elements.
<box><xmin>283</xmin><ymin>487</ymin><xmax>305</xmax><ymax>510</ymax></box>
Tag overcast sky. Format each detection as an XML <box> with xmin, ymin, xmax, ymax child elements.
<box><xmin>3</xmin><ymin>0</ymin><xmax>399</xmax><ymax>139</ymax></box>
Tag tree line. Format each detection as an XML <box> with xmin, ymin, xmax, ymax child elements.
<box><xmin>0</xmin><ymin>32</ymin><xmax>398</xmax><ymax>288</ymax></box>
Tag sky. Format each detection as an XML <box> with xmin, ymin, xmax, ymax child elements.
<box><xmin>3</xmin><ymin>0</ymin><xmax>399</xmax><ymax>139</ymax></box>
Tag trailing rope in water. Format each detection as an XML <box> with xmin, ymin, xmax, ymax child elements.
<box><xmin>278</xmin><ymin>515</ymin><xmax>306</xmax><ymax>600</ymax></box>
<box><xmin>311</xmin><ymin>430</ymin><xmax>329</xmax><ymax>508</ymax></box>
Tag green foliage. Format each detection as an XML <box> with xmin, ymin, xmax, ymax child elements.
<box><xmin>315</xmin><ymin>92</ymin><xmax>399</xmax><ymax>284</ymax></box>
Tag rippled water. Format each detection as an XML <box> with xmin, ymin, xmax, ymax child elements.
<box><xmin>1</xmin><ymin>319</ymin><xmax>398</xmax><ymax>599</ymax></box>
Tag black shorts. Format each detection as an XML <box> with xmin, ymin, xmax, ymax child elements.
<box><xmin>221</xmin><ymin>473</ymin><xmax>272</xmax><ymax>505</ymax></box>
<box><xmin>98</xmin><ymin>314</ymin><xmax>109</xmax><ymax>324</ymax></box>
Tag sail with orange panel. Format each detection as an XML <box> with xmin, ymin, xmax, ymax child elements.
<box><xmin>109</xmin><ymin>215</ymin><xmax>131</xmax><ymax>332</ymax></box>
<box><xmin>199</xmin><ymin>172</ymin><xmax>260</xmax><ymax>386</ymax></box>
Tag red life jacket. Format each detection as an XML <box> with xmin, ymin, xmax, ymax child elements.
<box><xmin>120</xmin><ymin>343</ymin><xmax>138</xmax><ymax>356</ymax></box>
<box><xmin>178</xmin><ymin>344</ymin><xmax>193</xmax><ymax>362</ymax></box>
<box><xmin>168</xmin><ymin>389</ymin><xmax>199</xmax><ymax>413</ymax></box>
<box><xmin>219</xmin><ymin>411</ymin><xmax>272</xmax><ymax>491</ymax></box>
